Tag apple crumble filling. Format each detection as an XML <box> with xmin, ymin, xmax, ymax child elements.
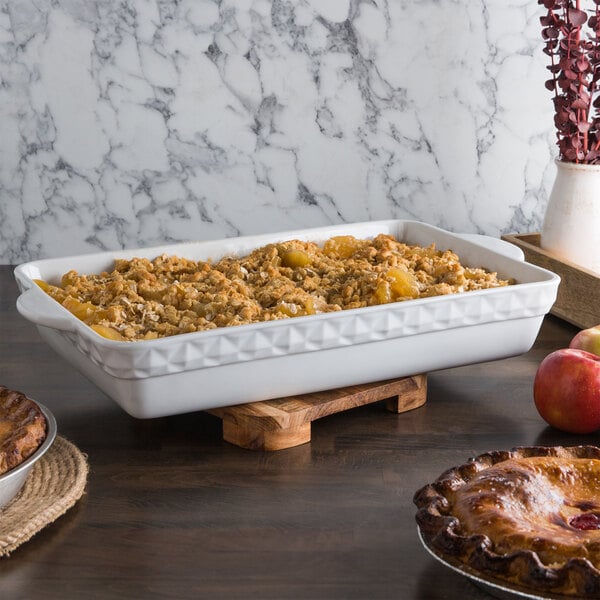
<box><xmin>35</xmin><ymin>234</ymin><xmax>512</xmax><ymax>341</ymax></box>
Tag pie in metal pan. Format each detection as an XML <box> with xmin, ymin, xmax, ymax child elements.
<box><xmin>414</xmin><ymin>446</ymin><xmax>600</xmax><ymax>598</ymax></box>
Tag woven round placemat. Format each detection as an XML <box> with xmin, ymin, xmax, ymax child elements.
<box><xmin>0</xmin><ymin>436</ymin><xmax>88</xmax><ymax>556</ymax></box>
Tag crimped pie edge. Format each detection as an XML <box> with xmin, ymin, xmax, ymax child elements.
<box><xmin>414</xmin><ymin>446</ymin><xmax>600</xmax><ymax>598</ymax></box>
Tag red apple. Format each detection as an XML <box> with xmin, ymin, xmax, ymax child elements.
<box><xmin>534</xmin><ymin>348</ymin><xmax>600</xmax><ymax>434</ymax></box>
<box><xmin>570</xmin><ymin>325</ymin><xmax>600</xmax><ymax>357</ymax></box>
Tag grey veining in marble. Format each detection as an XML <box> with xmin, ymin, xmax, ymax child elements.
<box><xmin>1</xmin><ymin>0</ymin><xmax>556</xmax><ymax>263</ymax></box>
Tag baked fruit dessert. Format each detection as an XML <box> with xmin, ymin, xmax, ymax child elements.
<box><xmin>0</xmin><ymin>386</ymin><xmax>47</xmax><ymax>476</ymax></box>
<box><xmin>414</xmin><ymin>446</ymin><xmax>600</xmax><ymax>597</ymax></box>
<box><xmin>33</xmin><ymin>233</ymin><xmax>512</xmax><ymax>341</ymax></box>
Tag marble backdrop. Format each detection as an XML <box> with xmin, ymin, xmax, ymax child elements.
<box><xmin>0</xmin><ymin>0</ymin><xmax>556</xmax><ymax>263</ymax></box>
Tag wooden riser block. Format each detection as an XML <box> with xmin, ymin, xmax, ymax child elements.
<box><xmin>207</xmin><ymin>374</ymin><xmax>427</xmax><ymax>451</ymax></box>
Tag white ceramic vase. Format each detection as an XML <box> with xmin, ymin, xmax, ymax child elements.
<box><xmin>541</xmin><ymin>160</ymin><xmax>600</xmax><ymax>274</ymax></box>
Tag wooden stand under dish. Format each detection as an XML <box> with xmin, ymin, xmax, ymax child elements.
<box><xmin>207</xmin><ymin>374</ymin><xmax>427</xmax><ymax>451</ymax></box>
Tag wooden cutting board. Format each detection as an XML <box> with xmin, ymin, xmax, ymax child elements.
<box><xmin>207</xmin><ymin>374</ymin><xmax>427</xmax><ymax>451</ymax></box>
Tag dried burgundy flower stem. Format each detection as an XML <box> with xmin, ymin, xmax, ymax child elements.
<box><xmin>539</xmin><ymin>0</ymin><xmax>600</xmax><ymax>163</ymax></box>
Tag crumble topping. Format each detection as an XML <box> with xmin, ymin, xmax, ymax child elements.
<box><xmin>36</xmin><ymin>233</ymin><xmax>512</xmax><ymax>341</ymax></box>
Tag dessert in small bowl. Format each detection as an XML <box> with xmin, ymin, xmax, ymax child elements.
<box><xmin>0</xmin><ymin>386</ymin><xmax>56</xmax><ymax>509</ymax></box>
<box><xmin>414</xmin><ymin>446</ymin><xmax>600</xmax><ymax>598</ymax></box>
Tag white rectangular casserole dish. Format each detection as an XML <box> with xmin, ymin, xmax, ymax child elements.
<box><xmin>14</xmin><ymin>220</ymin><xmax>560</xmax><ymax>418</ymax></box>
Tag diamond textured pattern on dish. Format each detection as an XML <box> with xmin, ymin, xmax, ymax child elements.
<box><xmin>65</xmin><ymin>283</ymin><xmax>556</xmax><ymax>380</ymax></box>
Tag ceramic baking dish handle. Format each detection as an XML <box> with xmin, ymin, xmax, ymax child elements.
<box><xmin>456</xmin><ymin>234</ymin><xmax>525</xmax><ymax>261</ymax></box>
<box><xmin>16</xmin><ymin>287</ymin><xmax>76</xmax><ymax>332</ymax></box>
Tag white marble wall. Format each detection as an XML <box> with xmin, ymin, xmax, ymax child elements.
<box><xmin>0</xmin><ymin>0</ymin><xmax>556</xmax><ymax>263</ymax></box>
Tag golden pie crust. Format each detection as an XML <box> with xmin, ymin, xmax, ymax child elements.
<box><xmin>414</xmin><ymin>446</ymin><xmax>600</xmax><ymax>597</ymax></box>
<box><xmin>0</xmin><ymin>386</ymin><xmax>47</xmax><ymax>476</ymax></box>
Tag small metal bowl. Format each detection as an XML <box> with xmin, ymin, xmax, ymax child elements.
<box><xmin>0</xmin><ymin>402</ymin><xmax>57</xmax><ymax>509</ymax></box>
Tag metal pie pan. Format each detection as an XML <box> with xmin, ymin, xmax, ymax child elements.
<box><xmin>417</xmin><ymin>527</ymin><xmax>572</xmax><ymax>600</ymax></box>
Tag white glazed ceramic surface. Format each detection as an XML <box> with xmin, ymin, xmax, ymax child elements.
<box><xmin>0</xmin><ymin>403</ymin><xmax>57</xmax><ymax>509</ymax></box>
<box><xmin>14</xmin><ymin>220</ymin><xmax>559</xmax><ymax>418</ymax></box>
<box><xmin>541</xmin><ymin>160</ymin><xmax>600</xmax><ymax>274</ymax></box>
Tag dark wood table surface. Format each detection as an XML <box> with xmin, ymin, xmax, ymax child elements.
<box><xmin>0</xmin><ymin>264</ymin><xmax>590</xmax><ymax>600</ymax></box>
